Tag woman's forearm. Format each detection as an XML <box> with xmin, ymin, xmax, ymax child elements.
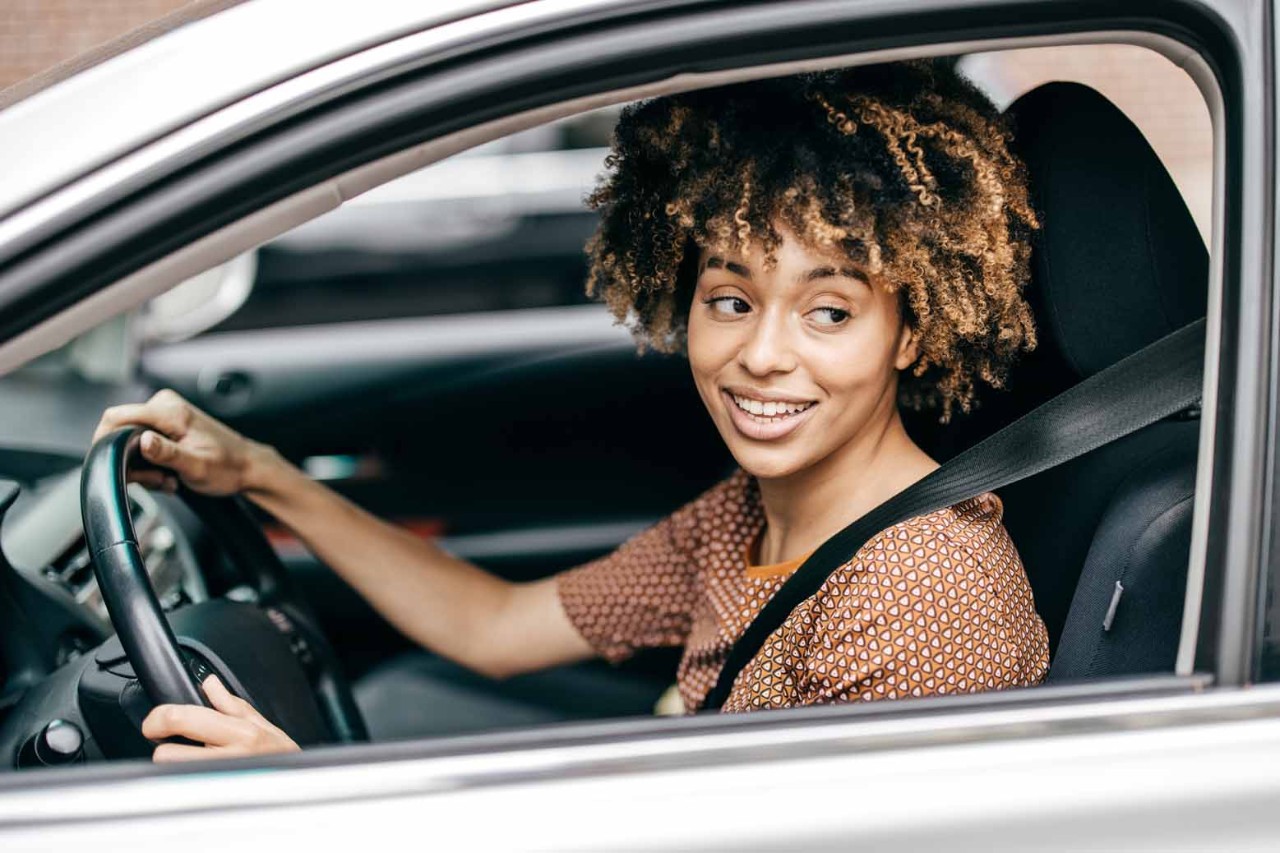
<box><xmin>94</xmin><ymin>390</ymin><xmax>592</xmax><ymax>678</ymax></box>
<box><xmin>240</xmin><ymin>445</ymin><xmax>589</xmax><ymax>677</ymax></box>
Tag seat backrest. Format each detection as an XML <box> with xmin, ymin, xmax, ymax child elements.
<box><xmin>1049</xmin><ymin>425</ymin><xmax>1197</xmax><ymax>677</ymax></box>
<box><xmin>932</xmin><ymin>82</ymin><xmax>1208</xmax><ymax>679</ymax></box>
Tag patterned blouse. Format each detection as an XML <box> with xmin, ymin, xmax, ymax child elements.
<box><xmin>555</xmin><ymin>470</ymin><xmax>1049</xmax><ymax>713</ymax></box>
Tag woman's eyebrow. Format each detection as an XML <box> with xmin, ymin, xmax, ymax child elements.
<box><xmin>803</xmin><ymin>265</ymin><xmax>869</xmax><ymax>285</ymax></box>
<box><xmin>704</xmin><ymin>255</ymin><xmax>753</xmax><ymax>278</ymax></box>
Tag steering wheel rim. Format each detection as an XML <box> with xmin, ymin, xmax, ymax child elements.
<box><xmin>81</xmin><ymin>426</ymin><xmax>368</xmax><ymax>743</ymax></box>
<box><xmin>80</xmin><ymin>427</ymin><xmax>208</xmax><ymax>709</ymax></box>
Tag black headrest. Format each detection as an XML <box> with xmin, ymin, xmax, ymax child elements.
<box><xmin>1008</xmin><ymin>82</ymin><xmax>1208</xmax><ymax>380</ymax></box>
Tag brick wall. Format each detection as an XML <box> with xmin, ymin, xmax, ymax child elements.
<box><xmin>0</xmin><ymin>0</ymin><xmax>189</xmax><ymax>90</ymax></box>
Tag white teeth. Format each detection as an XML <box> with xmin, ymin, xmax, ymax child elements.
<box><xmin>731</xmin><ymin>394</ymin><xmax>812</xmax><ymax>418</ymax></box>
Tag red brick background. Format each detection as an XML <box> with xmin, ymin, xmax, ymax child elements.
<box><xmin>0</xmin><ymin>0</ymin><xmax>189</xmax><ymax>89</ymax></box>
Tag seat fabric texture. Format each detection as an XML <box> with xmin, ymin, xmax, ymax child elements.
<box><xmin>907</xmin><ymin>82</ymin><xmax>1208</xmax><ymax>681</ymax></box>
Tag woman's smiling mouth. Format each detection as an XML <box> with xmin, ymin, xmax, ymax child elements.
<box><xmin>722</xmin><ymin>389</ymin><xmax>818</xmax><ymax>441</ymax></box>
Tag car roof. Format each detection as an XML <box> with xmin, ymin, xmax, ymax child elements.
<box><xmin>0</xmin><ymin>0</ymin><xmax>527</xmax><ymax>224</ymax></box>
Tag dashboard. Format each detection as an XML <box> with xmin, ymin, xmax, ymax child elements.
<box><xmin>0</xmin><ymin>459</ymin><xmax>208</xmax><ymax>717</ymax></box>
<box><xmin>4</xmin><ymin>470</ymin><xmax>206</xmax><ymax>625</ymax></box>
<box><xmin>0</xmin><ymin>442</ymin><xmax>345</xmax><ymax>767</ymax></box>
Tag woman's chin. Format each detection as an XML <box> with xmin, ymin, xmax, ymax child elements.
<box><xmin>728</xmin><ymin>446</ymin><xmax>815</xmax><ymax>482</ymax></box>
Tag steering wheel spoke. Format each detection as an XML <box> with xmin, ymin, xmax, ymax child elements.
<box><xmin>79</xmin><ymin>427</ymin><xmax>367</xmax><ymax>757</ymax></box>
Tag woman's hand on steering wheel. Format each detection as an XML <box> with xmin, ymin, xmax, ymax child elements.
<box><xmin>93</xmin><ymin>389</ymin><xmax>273</xmax><ymax>497</ymax></box>
<box><xmin>143</xmin><ymin>674</ymin><xmax>301</xmax><ymax>762</ymax></box>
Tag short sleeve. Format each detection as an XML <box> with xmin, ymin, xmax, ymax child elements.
<box><xmin>555</xmin><ymin>501</ymin><xmax>702</xmax><ymax>664</ymax></box>
<box><xmin>798</xmin><ymin>512</ymin><xmax>1048</xmax><ymax>704</ymax></box>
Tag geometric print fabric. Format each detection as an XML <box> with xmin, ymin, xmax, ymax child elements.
<box><xmin>556</xmin><ymin>470</ymin><xmax>1049</xmax><ymax>713</ymax></box>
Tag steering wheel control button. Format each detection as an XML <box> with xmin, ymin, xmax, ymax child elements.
<box><xmin>289</xmin><ymin>636</ymin><xmax>315</xmax><ymax>667</ymax></box>
<box><xmin>181</xmin><ymin>650</ymin><xmax>216</xmax><ymax>686</ymax></box>
<box><xmin>264</xmin><ymin>607</ymin><xmax>295</xmax><ymax>634</ymax></box>
<box><xmin>264</xmin><ymin>607</ymin><xmax>317</xmax><ymax>668</ymax></box>
<box><xmin>17</xmin><ymin>720</ymin><xmax>85</xmax><ymax>768</ymax></box>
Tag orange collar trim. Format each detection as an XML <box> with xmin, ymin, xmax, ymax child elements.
<box><xmin>743</xmin><ymin>529</ymin><xmax>811</xmax><ymax>579</ymax></box>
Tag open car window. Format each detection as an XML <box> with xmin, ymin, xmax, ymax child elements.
<box><xmin>7</xmin><ymin>2</ymin><xmax>1278</xmax><ymax>845</ymax></box>
<box><xmin>0</xmin><ymin>36</ymin><xmax>1218</xmax><ymax>751</ymax></box>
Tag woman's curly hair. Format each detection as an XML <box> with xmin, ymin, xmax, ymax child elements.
<box><xmin>584</xmin><ymin>59</ymin><xmax>1039</xmax><ymax>421</ymax></box>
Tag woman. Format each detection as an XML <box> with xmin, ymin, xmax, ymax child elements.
<box><xmin>94</xmin><ymin>59</ymin><xmax>1050</xmax><ymax>760</ymax></box>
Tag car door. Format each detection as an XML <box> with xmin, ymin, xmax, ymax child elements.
<box><xmin>0</xmin><ymin>0</ymin><xmax>1273</xmax><ymax>849</ymax></box>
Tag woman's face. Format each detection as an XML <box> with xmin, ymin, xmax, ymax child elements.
<box><xmin>687</xmin><ymin>224</ymin><xmax>918</xmax><ymax>481</ymax></box>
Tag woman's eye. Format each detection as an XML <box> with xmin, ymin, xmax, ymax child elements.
<box><xmin>809</xmin><ymin>306</ymin><xmax>851</xmax><ymax>326</ymax></box>
<box><xmin>707</xmin><ymin>296</ymin><xmax>751</xmax><ymax>316</ymax></box>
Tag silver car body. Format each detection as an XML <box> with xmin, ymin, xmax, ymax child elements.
<box><xmin>0</xmin><ymin>0</ymin><xmax>1275</xmax><ymax>849</ymax></box>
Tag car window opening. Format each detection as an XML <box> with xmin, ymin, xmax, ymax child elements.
<box><xmin>0</xmin><ymin>35</ymin><xmax>1218</xmax><ymax>771</ymax></box>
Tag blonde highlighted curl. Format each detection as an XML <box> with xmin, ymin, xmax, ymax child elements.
<box><xmin>584</xmin><ymin>59</ymin><xmax>1039</xmax><ymax>421</ymax></box>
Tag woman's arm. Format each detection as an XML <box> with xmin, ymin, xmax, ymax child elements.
<box><xmin>94</xmin><ymin>390</ymin><xmax>594</xmax><ymax>680</ymax></box>
<box><xmin>244</xmin><ymin>442</ymin><xmax>593</xmax><ymax>678</ymax></box>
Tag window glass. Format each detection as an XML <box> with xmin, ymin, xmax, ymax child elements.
<box><xmin>209</xmin><ymin>109</ymin><xmax>619</xmax><ymax>332</ymax></box>
<box><xmin>160</xmin><ymin>42</ymin><xmax>1212</xmax><ymax>735</ymax></box>
<box><xmin>0</xmin><ymin>41</ymin><xmax>1219</xmax><ymax>769</ymax></box>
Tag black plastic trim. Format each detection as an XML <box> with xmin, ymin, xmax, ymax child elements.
<box><xmin>1188</xmin><ymin>0</ymin><xmax>1270</xmax><ymax>687</ymax></box>
<box><xmin>1253</xmin><ymin>0</ymin><xmax>1280</xmax><ymax>686</ymax></box>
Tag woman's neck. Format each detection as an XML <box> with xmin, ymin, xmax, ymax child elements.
<box><xmin>754</xmin><ymin>407</ymin><xmax>938</xmax><ymax>566</ymax></box>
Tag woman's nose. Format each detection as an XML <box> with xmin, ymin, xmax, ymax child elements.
<box><xmin>737</xmin><ymin>311</ymin><xmax>798</xmax><ymax>376</ymax></box>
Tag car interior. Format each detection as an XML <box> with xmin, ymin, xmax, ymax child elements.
<box><xmin>0</xmin><ymin>41</ymin><xmax>1214</xmax><ymax>762</ymax></box>
<box><xmin>975</xmin><ymin>82</ymin><xmax>1205</xmax><ymax>682</ymax></box>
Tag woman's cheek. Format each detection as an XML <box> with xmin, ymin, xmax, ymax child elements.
<box><xmin>813</xmin><ymin>329</ymin><xmax>896</xmax><ymax>398</ymax></box>
<box><xmin>687</xmin><ymin>315</ymin><xmax>734</xmax><ymax>374</ymax></box>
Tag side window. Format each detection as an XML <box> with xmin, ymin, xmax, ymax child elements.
<box><xmin>19</xmin><ymin>40</ymin><xmax>1214</xmax><ymax>755</ymax></box>
<box><xmin>181</xmin><ymin>41</ymin><xmax>1207</xmax><ymax>695</ymax></box>
<box><xmin>210</xmin><ymin>110</ymin><xmax>619</xmax><ymax>332</ymax></box>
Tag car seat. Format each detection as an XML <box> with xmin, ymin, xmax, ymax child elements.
<box><xmin>911</xmin><ymin>82</ymin><xmax>1208</xmax><ymax>680</ymax></box>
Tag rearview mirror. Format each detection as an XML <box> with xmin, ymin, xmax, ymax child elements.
<box><xmin>138</xmin><ymin>251</ymin><xmax>257</xmax><ymax>345</ymax></box>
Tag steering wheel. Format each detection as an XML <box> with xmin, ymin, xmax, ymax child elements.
<box><xmin>80</xmin><ymin>426</ymin><xmax>368</xmax><ymax>748</ymax></box>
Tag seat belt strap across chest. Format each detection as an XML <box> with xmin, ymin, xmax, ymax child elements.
<box><xmin>702</xmin><ymin>318</ymin><xmax>1206</xmax><ymax>712</ymax></box>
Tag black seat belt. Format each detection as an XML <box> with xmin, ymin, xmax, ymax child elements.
<box><xmin>702</xmin><ymin>317</ymin><xmax>1206</xmax><ymax>711</ymax></box>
